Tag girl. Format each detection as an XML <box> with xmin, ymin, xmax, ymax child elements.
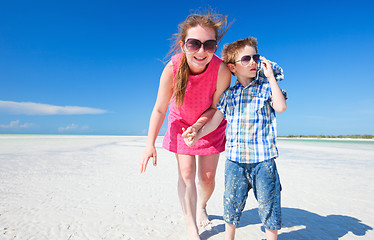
<box><xmin>140</xmin><ymin>11</ymin><xmax>231</xmax><ymax>240</ymax></box>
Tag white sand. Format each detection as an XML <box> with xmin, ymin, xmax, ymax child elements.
<box><xmin>0</xmin><ymin>135</ymin><xmax>373</xmax><ymax>240</ymax></box>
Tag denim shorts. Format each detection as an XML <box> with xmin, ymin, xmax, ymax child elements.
<box><xmin>223</xmin><ymin>158</ymin><xmax>282</xmax><ymax>230</ymax></box>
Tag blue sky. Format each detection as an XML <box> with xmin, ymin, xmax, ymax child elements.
<box><xmin>1</xmin><ymin>0</ymin><xmax>373</xmax><ymax>136</ymax></box>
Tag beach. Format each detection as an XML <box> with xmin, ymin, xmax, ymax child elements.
<box><xmin>0</xmin><ymin>135</ymin><xmax>373</xmax><ymax>240</ymax></box>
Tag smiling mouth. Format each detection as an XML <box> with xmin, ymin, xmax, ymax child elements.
<box><xmin>250</xmin><ymin>68</ymin><xmax>257</xmax><ymax>71</ymax></box>
<box><xmin>194</xmin><ymin>56</ymin><xmax>206</xmax><ymax>61</ymax></box>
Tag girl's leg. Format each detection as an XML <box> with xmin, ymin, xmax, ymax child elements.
<box><xmin>176</xmin><ymin>154</ymin><xmax>200</xmax><ymax>240</ymax></box>
<box><xmin>197</xmin><ymin>154</ymin><xmax>219</xmax><ymax>227</ymax></box>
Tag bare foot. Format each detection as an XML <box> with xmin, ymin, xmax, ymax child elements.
<box><xmin>197</xmin><ymin>207</ymin><xmax>212</xmax><ymax>230</ymax></box>
<box><xmin>187</xmin><ymin>225</ymin><xmax>201</xmax><ymax>240</ymax></box>
<box><xmin>188</xmin><ymin>234</ymin><xmax>201</xmax><ymax>240</ymax></box>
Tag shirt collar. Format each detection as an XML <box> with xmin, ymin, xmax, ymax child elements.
<box><xmin>234</xmin><ymin>79</ymin><xmax>259</xmax><ymax>89</ymax></box>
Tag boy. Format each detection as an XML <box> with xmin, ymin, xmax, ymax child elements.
<box><xmin>182</xmin><ymin>37</ymin><xmax>286</xmax><ymax>240</ymax></box>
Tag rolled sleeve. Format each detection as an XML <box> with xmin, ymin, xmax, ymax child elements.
<box><xmin>217</xmin><ymin>90</ymin><xmax>229</xmax><ymax>119</ymax></box>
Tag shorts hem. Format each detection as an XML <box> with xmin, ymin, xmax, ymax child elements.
<box><xmin>224</xmin><ymin>219</ymin><xmax>240</xmax><ymax>226</ymax></box>
<box><xmin>263</xmin><ymin>224</ymin><xmax>281</xmax><ymax>231</ymax></box>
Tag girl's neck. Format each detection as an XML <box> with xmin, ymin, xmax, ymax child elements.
<box><xmin>189</xmin><ymin>64</ymin><xmax>209</xmax><ymax>75</ymax></box>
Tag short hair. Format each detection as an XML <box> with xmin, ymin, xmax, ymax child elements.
<box><xmin>222</xmin><ymin>37</ymin><xmax>258</xmax><ymax>65</ymax></box>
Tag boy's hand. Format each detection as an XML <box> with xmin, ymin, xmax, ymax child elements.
<box><xmin>260</xmin><ymin>56</ymin><xmax>275</xmax><ymax>79</ymax></box>
<box><xmin>182</xmin><ymin>126</ymin><xmax>198</xmax><ymax>147</ymax></box>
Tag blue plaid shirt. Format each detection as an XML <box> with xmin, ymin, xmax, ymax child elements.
<box><xmin>217</xmin><ymin>61</ymin><xmax>286</xmax><ymax>163</ymax></box>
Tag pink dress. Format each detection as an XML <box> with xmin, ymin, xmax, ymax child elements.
<box><xmin>162</xmin><ymin>54</ymin><xmax>226</xmax><ymax>155</ymax></box>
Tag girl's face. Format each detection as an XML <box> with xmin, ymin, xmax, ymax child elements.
<box><xmin>181</xmin><ymin>25</ymin><xmax>216</xmax><ymax>75</ymax></box>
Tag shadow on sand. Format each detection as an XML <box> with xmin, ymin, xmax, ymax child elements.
<box><xmin>200</xmin><ymin>207</ymin><xmax>373</xmax><ymax>240</ymax></box>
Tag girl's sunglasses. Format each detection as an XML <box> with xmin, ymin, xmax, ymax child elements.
<box><xmin>233</xmin><ymin>54</ymin><xmax>260</xmax><ymax>66</ymax></box>
<box><xmin>184</xmin><ymin>38</ymin><xmax>217</xmax><ymax>53</ymax></box>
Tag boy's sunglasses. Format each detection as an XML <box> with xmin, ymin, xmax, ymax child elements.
<box><xmin>233</xmin><ymin>54</ymin><xmax>260</xmax><ymax>66</ymax></box>
<box><xmin>184</xmin><ymin>38</ymin><xmax>217</xmax><ymax>53</ymax></box>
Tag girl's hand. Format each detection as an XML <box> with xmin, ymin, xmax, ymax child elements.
<box><xmin>140</xmin><ymin>145</ymin><xmax>157</xmax><ymax>173</ymax></box>
<box><xmin>182</xmin><ymin>126</ymin><xmax>197</xmax><ymax>141</ymax></box>
<box><xmin>184</xmin><ymin>137</ymin><xmax>197</xmax><ymax>147</ymax></box>
<box><xmin>182</xmin><ymin>131</ymin><xmax>198</xmax><ymax>147</ymax></box>
<box><xmin>260</xmin><ymin>56</ymin><xmax>275</xmax><ymax>79</ymax></box>
<box><xmin>182</xmin><ymin>127</ymin><xmax>197</xmax><ymax>147</ymax></box>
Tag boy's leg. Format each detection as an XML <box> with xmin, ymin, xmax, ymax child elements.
<box><xmin>252</xmin><ymin>158</ymin><xmax>282</xmax><ymax>238</ymax></box>
<box><xmin>265</xmin><ymin>229</ymin><xmax>278</xmax><ymax>240</ymax></box>
<box><xmin>197</xmin><ymin>154</ymin><xmax>219</xmax><ymax>227</ymax></box>
<box><xmin>225</xmin><ymin>222</ymin><xmax>236</xmax><ymax>240</ymax></box>
<box><xmin>223</xmin><ymin>159</ymin><xmax>250</xmax><ymax>237</ymax></box>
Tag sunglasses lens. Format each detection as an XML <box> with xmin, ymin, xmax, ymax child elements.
<box><xmin>203</xmin><ymin>40</ymin><xmax>217</xmax><ymax>52</ymax></box>
<box><xmin>185</xmin><ymin>39</ymin><xmax>217</xmax><ymax>52</ymax></box>
<box><xmin>240</xmin><ymin>55</ymin><xmax>260</xmax><ymax>65</ymax></box>
<box><xmin>185</xmin><ymin>39</ymin><xmax>202</xmax><ymax>52</ymax></box>
<box><xmin>253</xmin><ymin>54</ymin><xmax>260</xmax><ymax>62</ymax></box>
<box><xmin>241</xmin><ymin>55</ymin><xmax>252</xmax><ymax>65</ymax></box>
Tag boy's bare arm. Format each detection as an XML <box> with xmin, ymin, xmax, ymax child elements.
<box><xmin>268</xmin><ymin>76</ymin><xmax>287</xmax><ymax>113</ymax></box>
<box><xmin>184</xmin><ymin>110</ymin><xmax>224</xmax><ymax>146</ymax></box>
<box><xmin>261</xmin><ymin>56</ymin><xmax>287</xmax><ymax>113</ymax></box>
<box><xmin>197</xmin><ymin>110</ymin><xmax>224</xmax><ymax>139</ymax></box>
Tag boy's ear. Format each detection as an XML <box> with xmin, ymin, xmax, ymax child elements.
<box><xmin>227</xmin><ymin>63</ymin><xmax>236</xmax><ymax>74</ymax></box>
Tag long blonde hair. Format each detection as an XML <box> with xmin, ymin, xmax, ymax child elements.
<box><xmin>166</xmin><ymin>11</ymin><xmax>231</xmax><ymax>107</ymax></box>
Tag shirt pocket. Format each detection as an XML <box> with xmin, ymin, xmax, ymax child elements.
<box><xmin>247</xmin><ymin>91</ymin><xmax>269</xmax><ymax>115</ymax></box>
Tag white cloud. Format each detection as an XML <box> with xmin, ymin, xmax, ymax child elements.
<box><xmin>0</xmin><ymin>100</ymin><xmax>107</xmax><ymax>115</ymax></box>
<box><xmin>0</xmin><ymin>120</ymin><xmax>33</xmax><ymax>129</ymax></box>
<box><xmin>58</xmin><ymin>123</ymin><xmax>89</xmax><ymax>133</ymax></box>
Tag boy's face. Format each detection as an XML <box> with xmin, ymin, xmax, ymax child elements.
<box><xmin>229</xmin><ymin>46</ymin><xmax>258</xmax><ymax>80</ymax></box>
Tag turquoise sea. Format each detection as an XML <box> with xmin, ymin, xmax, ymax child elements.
<box><xmin>277</xmin><ymin>138</ymin><xmax>374</xmax><ymax>153</ymax></box>
<box><xmin>278</xmin><ymin>137</ymin><xmax>374</xmax><ymax>145</ymax></box>
<box><xmin>1</xmin><ymin>134</ymin><xmax>373</xmax><ymax>151</ymax></box>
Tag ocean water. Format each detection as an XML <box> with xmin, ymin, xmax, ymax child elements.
<box><xmin>278</xmin><ymin>137</ymin><xmax>374</xmax><ymax>149</ymax></box>
<box><xmin>1</xmin><ymin>134</ymin><xmax>373</xmax><ymax>146</ymax></box>
<box><xmin>276</xmin><ymin>137</ymin><xmax>374</xmax><ymax>168</ymax></box>
<box><xmin>278</xmin><ymin>137</ymin><xmax>374</xmax><ymax>145</ymax></box>
<box><xmin>1</xmin><ymin>135</ymin><xmax>373</xmax><ymax>156</ymax></box>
